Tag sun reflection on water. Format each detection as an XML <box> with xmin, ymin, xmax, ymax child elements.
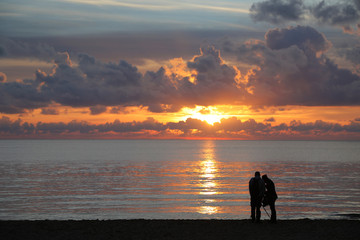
<box><xmin>199</xmin><ymin>159</ymin><xmax>217</xmax><ymax>196</ymax></box>
<box><xmin>197</xmin><ymin>140</ymin><xmax>220</xmax><ymax>215</ymax></box>
<box><xmin>198</xmin><ymin>206</ymin><xmax>218</xmax><ymax>215</ymax></box>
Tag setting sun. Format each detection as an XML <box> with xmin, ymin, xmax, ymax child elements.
<box><xmin>197</xmin><ymin>114</ymin><xmax>223</xmax><ymax>125</ymax></box>
<box><xmin>182</xmin><ymin>106</ymin><xmax>225</xmax><ymax>125</ymax></box>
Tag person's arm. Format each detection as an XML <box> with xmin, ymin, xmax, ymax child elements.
<box><xmin>259</xmin><ymin>179</ymin><xmax>265</xmax><ymax>197</ymax></box>
<box><xmin>249</xmin><ymin>179</ymin><xmax>252</xmax><ymax>195</ymax></box>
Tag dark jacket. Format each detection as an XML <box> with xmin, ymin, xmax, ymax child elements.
<box><xmin>264</xmin><ymin>178</ymin><xmax>278</xmax><ymax>202</ymax></box>
<box><xmin>249</xmin><ymin>176</ymin><xmax>265</xmax><ymax>200</ymax></box>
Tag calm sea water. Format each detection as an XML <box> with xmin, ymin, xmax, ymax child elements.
<box><xmin>0</xmin><ymin>140</ymin><xmax>359</xmax><ymax>220</ymax></box>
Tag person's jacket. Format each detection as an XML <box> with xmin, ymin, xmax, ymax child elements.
<box><xmin>264</xmin><ymin>178</ymin><xmax>278</xmax><ymax>201</ymax></box>
<box><xmin>249</xmin><ymin>176</ymin><xmax>265</xmax><ymax>199</ymax></box>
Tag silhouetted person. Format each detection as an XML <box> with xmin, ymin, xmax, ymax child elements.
<box><xmin>249</xmin><ymin>171</ymin><xmax>265</xmax><ymax>222</ymax></box>
<box><xmin>262</xmin><ymin>174</ymin><xmax>278</xmax><ymax>223</ymax></box>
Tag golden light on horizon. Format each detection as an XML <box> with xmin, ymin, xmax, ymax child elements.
<box><xmin>181</xmin><ymin>106</ymin><xmax>226</xmax><ymax>125</ymax></box>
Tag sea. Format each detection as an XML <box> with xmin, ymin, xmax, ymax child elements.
<box><xmin>0</xmin><ymin>140</ymin><xmax>359</xmax><ymax>220</ymax></box>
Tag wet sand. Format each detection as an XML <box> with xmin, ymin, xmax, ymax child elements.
<box><xmin>1</xmin><ymin>219</ymin><xmax>359</xmax><ymax>240</ymax></box>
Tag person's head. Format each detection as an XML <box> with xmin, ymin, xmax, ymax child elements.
<box><xmin>262</xmin><ymin>174</ymin><xmax>268</xmax><ymax>181</ymax></box>
<box><xmin>255</xmin><ymin>171</ymin><xmax>260</xmax><ymax>177</ymax></box>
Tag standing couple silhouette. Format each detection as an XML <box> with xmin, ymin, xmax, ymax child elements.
<box><xmin>249</xmin><ymin>171</ymin><xmax>278</xmax><ymax>223</ymax></box>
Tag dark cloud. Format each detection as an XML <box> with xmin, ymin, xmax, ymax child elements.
<box><xmin>34</xmin><ymin>53</ymin><xmax>144</xmax><ymax>109</ymax></box>
<box><xmin>0</xmin><ymin>116</ymin><xmax>35</xmax><ymax>135</ymax></box>
<box><xmin>89</xmin><ymin>105</ymin><xmax>107</xmax><ymax>115</ymax></box>
<box><xmin>0</xmin><ymin>80</ymin><xmax>50</xmax><ymax>113</ymax></box>
<box><xmin>265</xmin><ymin>117</ymin><xmax>276</xmax><ymax>122</ymax></box>
<box><xmin>167</xmin><ymin>118</ymin><xmax>213</xmax><ymax>135</ymax></box>
<box><xmin>0</xmin><ymin>37</ymin><xmax>58</xmax><ymax>62</ymax></box>
<box><xmin>343</xmin><ymin>46</ymin><xmax>360</xmax><ymax>65</ymax></box>
<box><xmin>41</xmin><ymin>108</ymin><xmax>59</xmax><ymax>115</ymax></box>
<box><xmin>214</xmin><ymin>117</ymin><xmax>271</xmax><ymax>134</ymax></box>
<box><xmin>311</xmin><ymin>0</ymin><xmax>360</xmax><ymax>28</ymax></box>
<box><xmin>237</xmin><ymin>26</ymin><xmax>360</xmax><ymax>106</ymax></box>
<box><xmin>36</xmin><ymin>120</ymin><xmax>94</xmax><ymax>134</ymax></box>
<box><xmin>141</xmin><ymin>67</ymin><xmax>181</xmax><ymax>113</ymax></box>
<box><xmin>249</xmin><ymin>0</ymin><xmax>360</xmax><ymax>33</ymax></box>
<box><xmin>250</xmin><ymin>0</ymin><xmax>306</xmax><ymax>24</ymax></box>
<box><xmin>288</xmin><ymin>120</ymin><xmax>350</xmax><ymax>133</ymax></box>
<box><xmin>1</xmin><ymin>116</ymin><xmax>359</xmax><ymax>139</ymax></box>
<box><xmin>183</xmin><ymin>46</ymin><xmax>246</xmax><ymax>106</ymax></box>
<box><xmin>265</xmin><ymin>25</ymin><xmax>331</xmax><ymax>54</ymax></box>
<box><xmin>77</xmin><ymin>53</ymin><xmax>142</xmax><ymax>87</ymax></box>
<box><xmin>109</xmin><ymin>106</ymin><xmax>130</xmax><ymax>114</ymax></box>
<box><xmin>96</xmin><ymin>117</ymin><xmax>165</xmax><ymax>134</ymax></box>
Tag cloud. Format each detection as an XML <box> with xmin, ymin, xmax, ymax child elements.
<box><xmin>167</xmin><ymin>118</ymin><xmax>213</xmax><ymax>135</ymax></box>
<box><xmin>138</xmin><ymin>45</ymin><xmax>245</xmax><ymax>112</ymax></box>
<box><xmin>36</xmin><ymin>120</ymin><xmax>94</xmax><ymax>134</ymax></box>
<box><xmin>89</xmin><ymin>105</ymin><xmax>107</xmax><ymax>115</ymax></box>
<box><xmin>1</xmin><ymin>116</ymin><xmax>359</xmax><ymax>139</ymax></box>
<box><xmin>311</xmin><ymin>0</ymin><xmax>360</xmax><ymax>29</ymax></box>
<box><xmin>1</xmin><ymin>27</ymin><xmax>360</xmax><ymax>114</ymax></box>
<box><xmin>33</xmin><ymin>53</ymin><xmax>144</xmax><ymax>109</ymax></box>
<box><xmin>236</xmin><ymin>26</ymin><xmax>360</xmax><ymax>106</ymax></box>
<box><xmin>41</xmin><ymin>108</ymin><xmax>59</xmax><ymax>115</ymax></box>
<box><xmin>0</xmin><ymin>72</ymin><xmax>6</xmax><ymax>82</ymax></box>
<box><xmin>98</xmin><ymin>117</ymin><xmax>167</xmax><ymax>133</ymax></box>
<box><xmin>249</xmin><ymin>0</ymin><xmax>360</xmax><ymax>33</ymax></box>
<box><xmin>250</xmin><ymin>0</ymin><xmax>306</xmax><ymax>24</ymax></box>
<box><xmin>0</xmin><ymin>79</ymin><xmax>50</xmax><ymax>113</ymax></box>
<box><xmin>0</xmin><ymin>116</ymin><xmax>35</xmax><ymax>135</ymax></box>
<box><xmin>265</xmin><ymin>25</ymin><xmax>331</xmax><ymax>54</ymax></box>
<box><xmin>31</xmin><ymin>45</ymin><xmax>244</xmax><ymax>113</ymax></box>
<box><xmin>265</xmin><ymin>117</ymin><xmax>276</xmax><ymax>122</ymax></box>
<box><xmin>0</xmin><ymin>37</ymin><xmax>59</xmax><ymax>62</ymax></box>
<box><xmin>343</xmin><ymin>46</ymin><xmax>360</xmax><ymax>65</ymax></box>
<box><xmin>182</xmin><ymin>45</ymin><xmax>245</xmax><ymax>106</ymax></box>
<box><xmin>109</xmin><ymin>106</ymin><xmax>131</xmax><ymax>114</ymax></box>
<box><xmin>214</xmin><ymin>117</ymin><xmax>270</xmax><ymax>133</ymax></box>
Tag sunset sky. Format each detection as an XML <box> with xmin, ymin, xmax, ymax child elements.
<box><xmin>1</xmin><ymin>0</ymin><xmax>360</xmax><ymax>139</ymax></box>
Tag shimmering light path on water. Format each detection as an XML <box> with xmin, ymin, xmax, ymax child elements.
<box><xmin>0</xmin><ymin>140</ymin><xmax>359</xmax><ymax>220</ymax></box>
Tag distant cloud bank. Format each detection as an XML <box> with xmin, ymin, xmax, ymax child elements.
<box><xmin>1</xmin><ymin>116</ymin><xmax>359</xmax><ymax>139</ymax></box>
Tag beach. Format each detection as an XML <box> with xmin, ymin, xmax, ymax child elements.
<box><xmin>1</xmin><ymin>219</ymin><xmax>359</xmax><ymax>240</ymax></box>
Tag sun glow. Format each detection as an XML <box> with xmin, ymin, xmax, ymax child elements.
<box><xmin>181</xmin><ymin>106</ymin><xmax>225</xmax><ymax>125</ymax></box>
<box><xmin>196</xmin><ymin>114</ymin><xmax>223</xmax><ymax>125</ymax></box>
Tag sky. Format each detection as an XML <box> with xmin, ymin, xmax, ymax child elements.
<box><xmin>1</xmin><ymin>0</ymin><xmax>360</xmax><ymax>139</ymax></box>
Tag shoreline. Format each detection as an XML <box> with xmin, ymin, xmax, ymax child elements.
<box><xmin>2</xmin><ymin>219</ymin><xmax>359</xmax><ymax>240</ymax></box>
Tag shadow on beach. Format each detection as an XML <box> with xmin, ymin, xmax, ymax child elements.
<box><xmin>2</xmin><ymin>219</ymin><xmax>360</xmax><ymax>240</ymax></box>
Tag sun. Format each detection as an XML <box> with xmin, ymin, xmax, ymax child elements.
<box><xmin>197</xmin><ymin>114</ymin><xmax>223</xmax><ymax>125</ymax></box>
<box><xmin>181</xmin><ymin>106</ymin><xmax>224</xmax><ymax>125</ymax></box>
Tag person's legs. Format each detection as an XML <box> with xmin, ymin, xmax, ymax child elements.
<box><xmin>269</xmin><ymin>201</ymin><xmax>276</xmax><ymax>222</ymax></box>
<box><xmin>251</xmin><ymin>200</ymin><xmax>256</xmax><ymax>222</ymax></box>
<box><xmin>255</xmin><ymin>200</ymin><xmax>261</xmax><ymax>222</ymax></box>
<box><xmin>255</xmin><ymin>206</ymin><xmax>261</xmax><ymax>222</ymax></box>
